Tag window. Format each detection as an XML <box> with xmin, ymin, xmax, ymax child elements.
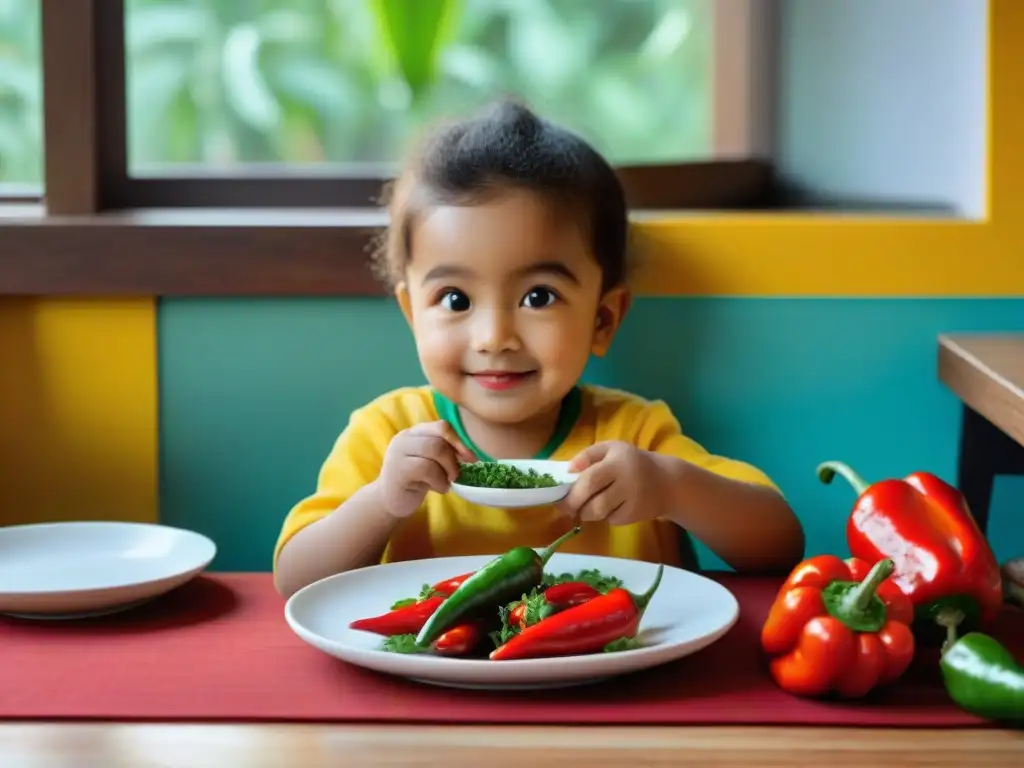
<box><xmin>0</xmin><ymin>0</ymin><xmax>42</xmax><ymax>197</ymax></box>
<box><xmin>126</xmin><ymin>0</ymin><xmax>716</xmax><ymax>171</ymax></box>
<box><xmin>115</xmin><ymin>0</ymin><xmax>769</xmax><ymax>209</ymax></box>
<box><xmin>0</xmin><ymin>0</ymin><xmax>774</xmax><ymax>294</ymax></box>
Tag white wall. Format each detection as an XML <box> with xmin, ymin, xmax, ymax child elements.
<box><xmin>774</xmin><ymin>0</ymin><xmax>987</xmax><ymax>217</ymax></box>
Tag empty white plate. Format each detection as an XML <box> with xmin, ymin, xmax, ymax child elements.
<box><xmin>450</xmin><ymin>459</ymin><xmax>577</xmax><ymax>508</ymax></box>
<box><xmin>0</xmin><ymin>521</ymin><xmax>216</xmax><ymax>619</ymax></box>
<box><xmin>285</xmin><ymin>552</ymin><xmax>739</xmax><ymax>690</ymax></box>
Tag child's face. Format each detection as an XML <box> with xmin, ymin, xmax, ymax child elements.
<box><xmin>396</xmin><ymin>189</ymin><xmax>628</xmax><ymax>427</ymax></box>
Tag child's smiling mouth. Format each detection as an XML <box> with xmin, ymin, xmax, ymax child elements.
<box><xmin>467</xmin><ymin>370</ymin><xmax>537</xmax><ymax>391</ymax></box>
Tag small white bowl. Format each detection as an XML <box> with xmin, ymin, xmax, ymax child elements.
<box><xmin>450</xmin><ymin>459</ymin><xmax>577</xmax><ymax>508</ymax></box>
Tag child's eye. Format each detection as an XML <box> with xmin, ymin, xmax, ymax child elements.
<box><xmin>440</xmin><ymin>289</ymin><xmax>471</xmax><ymax>312</ymax></box>
<box><xmin>521</xmin><ymin>287</ymin><xmax>558</xmax><ymax>309</ymax></box>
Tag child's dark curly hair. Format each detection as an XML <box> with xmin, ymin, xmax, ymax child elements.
<box><xmin>370</xmin><ymin>98</ymin><xmax>630</xmax><ymax>293</ymax></box>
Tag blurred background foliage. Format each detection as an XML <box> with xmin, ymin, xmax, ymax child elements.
<box><xmin>0</xmin><ymin>0</ymin><xmax>711</xmax><ymax>185</ymax></box>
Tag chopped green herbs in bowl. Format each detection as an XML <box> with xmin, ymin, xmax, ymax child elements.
<box><xmin>456</xmin><ymin>462</ymin><xmax>559</xmax><ymax>489</ymax></box>
<box><xmin>450</xmin><ymin>460</ymin><xmax>575</xmax><ymax>508</ymax></box>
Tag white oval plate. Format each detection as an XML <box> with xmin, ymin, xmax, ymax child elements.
<box><xmin>0</xmin><ymin>521</ymin><xmax>216</xmax><ymax>619</ymax></box>
<box><xmin>285</xmin><ymin>552</ymin><xmax>739</xmax><ymax>690</ymax></box>
<box><xmin>450</xmin><ymin>459</ymin><xmax>577</xmax><ymax>508</ymax></box>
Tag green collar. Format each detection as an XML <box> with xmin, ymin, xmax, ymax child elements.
<box><xmin>432</xmin><ymin>387</ymin><xmax>582</xmax><ymax>462</ymax></box>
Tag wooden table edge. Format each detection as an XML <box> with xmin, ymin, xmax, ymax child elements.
<box><xmin>938</xmin><ymin>332</ymin><xmax>1024</xmax><ymax>447</ymax></box>
<box><xmin>939</xmin><ymin>333</ymin><xmax>1024</xmax><ymax>400</ymax></box>
<box><xmin>2</xmin><ymin>722</ymin><xmax>1023</xmax><ymax>765</ymax></box>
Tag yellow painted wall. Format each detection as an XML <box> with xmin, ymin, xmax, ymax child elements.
<box><xmin>0</xmin><ymin>0</ymin><xmax>1020</xmax><ymax>527</ymax></box>
<box><xmin>636</xmin><ymin>0</ymin><xmax>1024</xmax><ymax>297</ymax></box>
<box><xmin>0</xmin><ymin>299</ymin><xmax>157</xmax><ymax>525</ymax></box>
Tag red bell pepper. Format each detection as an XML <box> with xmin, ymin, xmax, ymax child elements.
<box><xmin>761</xmin><ymin>554</ymin><xmax>916</xmax><ymax>698</ymax></box>
<box><xmin>348</xmin><ymin>595</ymin><xmax>445</xmax><ymax>636</ymax></box>
<box><xmin>817</xmin><ymin>460</ymin><xmax>1003</xmax><ymax>635</ymax></box>
<box><xmin>490</xmin><ymin>565</ymin><xmax>663</xmax><ymax>661</ymax></box>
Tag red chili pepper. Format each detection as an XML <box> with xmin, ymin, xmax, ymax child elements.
<box><xmin>428</xmin><ymin>572</ymin><xmax>475</xmax><ymax>598</ymax></box>
<box><xmin>817</xmin><ymin>461</ymin><xmax>1003</xmax><ymax>635</ymax></box>
<box><xmin>544</xmin><ymin>581</ymin><xmax>601</xmax><ymax>608</ymax></box>
<box><xmin>508</xmin><ymin>603</ymin><xmax>528</xmax><ymax>629</ymax></box>
<box><xmin>432</xmin><ymin>622</ymin><xmax>484</xmax><ymax>656</ymax></box>
<box><xmin>348</xmin><ymin>595</ymin><xmax>445</xmax><ymax>636</ymax></box>
<box><xmin>490</xmin><ymin>566</ymin><xmax>664</xmax><ymax>661</ymax></box>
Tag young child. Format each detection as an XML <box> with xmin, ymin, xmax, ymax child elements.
<box><xmin>273</xmin><ymin>100</ymin><xmax>804</xmax><ymax>598</ymax></box>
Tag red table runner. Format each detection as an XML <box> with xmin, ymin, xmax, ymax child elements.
<box><xmin>1</xmin><ymin>572</ymin><xmax>1021</xmax><ymax>726</ymax></box>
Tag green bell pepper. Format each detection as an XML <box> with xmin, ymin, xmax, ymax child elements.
<box><xmin>937</xmin><ymin>608</ymin><xmax>1024</xmax><ymax>723</ymax></box>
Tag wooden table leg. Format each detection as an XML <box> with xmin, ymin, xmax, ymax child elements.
<box><xmin>957</xmin><ymin>404</ymin><xmax>1024</xmax><ymax>534</ymax></box>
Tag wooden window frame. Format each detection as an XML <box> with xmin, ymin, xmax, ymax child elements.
<box><xmin>0</xmin><ymin>0</ymin><xmax>778</xmax><ymax>296</ymax></box>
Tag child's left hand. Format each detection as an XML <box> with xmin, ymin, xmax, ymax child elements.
<box><xmin>555</xmin><ymin>441</ymin><xmax>666</xmax><ymax>525</ymax></box>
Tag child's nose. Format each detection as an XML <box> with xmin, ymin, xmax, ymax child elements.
<box><xmin>473</xmin><ymin>308</ymin><xmax>522</xmax><ymax>353</ymax></box>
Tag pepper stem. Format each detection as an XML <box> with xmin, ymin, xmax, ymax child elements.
<box><xmin>630</xmin><ymin>564</ymin><xmax>665</xmax><ymax>612</ymax></box>
<box><xmin>816</xmin><ymin>460</ymin><xmax>871</xmax><ymax>496</ymax></box>
<box><xmin>847</xmin><ymin>558</ymin><xmax>894</xmax><ymax>612</ymax></box>
<box><xmin>935</xmin><ymin>607</ymin><xmax>965</xmax><ymax>655</ymax></box>
<box><xmin>537</xmin><ymin>526</ymin><xmax>582</xmax><ymax>565</ymax></box>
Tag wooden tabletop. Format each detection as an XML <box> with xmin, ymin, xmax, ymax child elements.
<box><xmin>938</xmin><ymin>333</ymin><xmax>1024</xmax><ymax>447</ymax></box>
<box><xmin>2</xmin><ymin>723</ymin><xmax>1023</xmax><ymax>767</ymax></box>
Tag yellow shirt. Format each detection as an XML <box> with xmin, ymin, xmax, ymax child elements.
<box><xmin>272</xmin><ymin>384</ymin><xmax>779</xmax><ymax>572</ymax></box>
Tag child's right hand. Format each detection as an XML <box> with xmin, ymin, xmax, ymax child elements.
<box><xmin>378</xmin><ymin>420</ymin><xmax>476</xmax><ymax>519</ymax></box>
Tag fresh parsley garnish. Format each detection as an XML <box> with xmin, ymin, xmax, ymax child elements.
<box><xmin>603</xmin><ymin>637</ymin><xmax>642</xmax><ymax>653</ymax></box>
<box><xmin>380</xmin><ymin>634</ymin><xmax>428</xmax><ymax>654</ymax></box>
<box><xmin>542</xmin><ymin>568</ymin><xmax>623</xmax><ymax>594</ymax></box>
<box><xmin>389</xmin><ymin>581</ymin><xmax>443</xmax><ymax>609</ymax></box>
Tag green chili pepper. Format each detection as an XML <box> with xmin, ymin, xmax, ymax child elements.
<box><xmin>415</xmin><ymin>526</ymin><xmax>581</xmax><ymax>647</ymax></box>
<box><xmin>937</xmin><ymin>608</ymin><xmax>1024</xmax><ymax>723</ymax></box>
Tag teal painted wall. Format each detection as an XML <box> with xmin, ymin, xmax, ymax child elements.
<box><xmin>157</xmin><ymin>298</ymin><xmax>1024</xmax><ymax>572</ymax></box>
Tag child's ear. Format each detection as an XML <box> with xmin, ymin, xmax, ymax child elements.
<box><xmin>591</xmin><ymin>284</ymin><xmax>631</xmax><ymax>357</ymax></box>
<box><xmin>395</xmin><ymin>282</ymin><xmax>414</xmax><ymax>329</ymax></box>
